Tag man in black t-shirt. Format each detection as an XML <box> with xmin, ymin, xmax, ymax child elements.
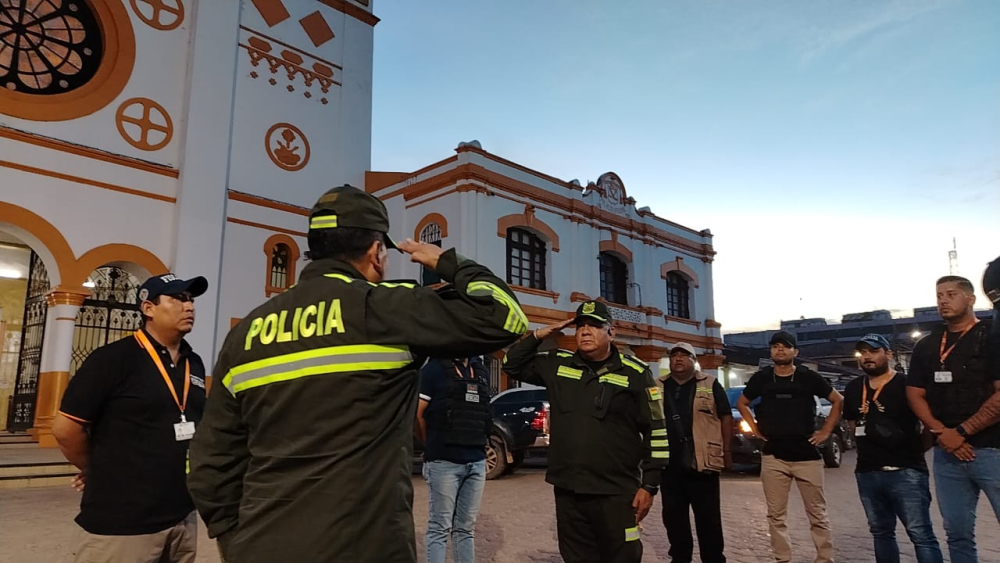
<box><xmin>52</xmin><ymin>273</ymin><xmax>208</xmax><ymax>563</ymax></box>
<box><xmin>843</xmin><ymin>334</ymin><xmax>942</xmax><ymax>563</ymax></box>
<box><xmin>737</xmin><ymin>331</ymin><xmax>842</xmax><ymax>563</ymax></box>
<box><xmin>906</xmin><ymin>275</ymin><xmax>1000</xmax><ymax>563</ymax></box>
<box><xmin>658</xmin><ymin>342</ymin><xmax>732</xmax><ymax>563</ymax></box>
<box><xmin>415</xmin><ymin>356</ymin><xmax>491</xmax><ymax>563</ymax></box>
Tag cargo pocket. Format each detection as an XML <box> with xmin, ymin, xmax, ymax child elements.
<box><xmin>706</xmin><ymin>441</ymin><xmax>725</xmax><ymax>471</ymax></box>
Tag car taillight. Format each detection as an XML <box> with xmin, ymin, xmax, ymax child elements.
<box><xmin>531</xmin><ymin>403</ymin><xmax>549</xmax><ymax>433</ymax></box>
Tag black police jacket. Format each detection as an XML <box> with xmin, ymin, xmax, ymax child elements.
<box><xmin>187</xmin><ymin>249</ymin><xmax>527</xmax><ymax>563</ymax></box>
<box><xmin>502</xmin><ymin>334</ymin><xmax>668</xmax><ymax>495</ymax></box>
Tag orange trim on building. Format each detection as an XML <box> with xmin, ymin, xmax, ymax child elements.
<box><xmin>70</xmin><ymin>244</ymin><xmax>169</xmax><ymax>286</ymax></box>
<box><xmin>664</xmin><ymin>315</ymin><xmax>702</xmax><ymax>329</ymax></box>
<box><xmin>660</xmin><ymin>257</ymin><xmax>700</xmax><ymax>288</ymax></box>
<box><xmin>497</xmin><ymin>209</ymin><xmax>561</xmax><ymax>252</ymax></box>
<box><xmin>599</xmin><ymin>234</ymin><xmax>632</xmax><ymax>263</ymax></box>
<box><xmin>414</xmin><ymin>213</ymin><xmax>449</xmax><ymax>241</ymax></box>
<box><xmin>317</xmin><ymin>0</ymin><xmax>380</xmax><ymax>26</ymax></box>
<box><xmin>263</xmin><ymin>233</ymin><xmax>301</xmax><ymax>297</ymax></box>
<box><xmin>0</xmin><ymin>159</ymin><xmax>176</xmax><ymax>203</ymax></box>
<box><xmin>239</xmin><ymin>25</ymin><xmax>342</xmax><ymax>70</ymax></box>
<box><xmin>512</xmin><ymin>285</ymin><xmax>560</xmax><ymax>304</ymax></box>
<box><xmin>705</xmin><ymin>319</ymin><xmax>722</xmax><ymax>329</ymax></box>
<box><xmin>227</xmin><ymin>217</ymin><xmax>306</xmax><ymax>237</ymax></box>
<box><xmin>0</xmin><ymin>202</ymin><xmax>76</xmax><ymax>280</ymax></box>
<box><xmin>45</xmin><ymin>291</ymin><xmax>88</xmax><ymax>308</ymax></box>
<box><xmin>228</xmin><ymin>190</ymin><xmax>310</xmax><ymax>216</ymax></box>
<box><xmin>456</xmin><ymin>144</ymin><xmax>584</xmax><ymax>195</ymax></box>
<box><xmin>0</xmin><ymin>127</ymin><xmax>179</xmax><ymax>178</ymax></box>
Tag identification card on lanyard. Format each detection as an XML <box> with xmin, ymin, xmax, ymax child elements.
<box><xmin>936</xmin><ymin>322</ymin><xmax>978</xmax><ymax>384</ymax></box>
<box><xmin>857</xmin><ymin>375</ymin><xmax>890</xmax><ymax>437</ymax></box>
<box><xmin>456</xmin><ymin>364</ymin><xmax>480</xmax><ymax>403</ymax></box>
<box><xmin>135</xmin><ymin>331</ymin><xmax>194</xmax><ymax>441</ymax></box>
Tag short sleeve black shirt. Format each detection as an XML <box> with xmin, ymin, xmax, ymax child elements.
<box><xmin>743</xmin><ymin>366</ymin><xmax>832</xmax><ymax>462</ymax></box>
<box><xmin>908</xmin><ymin>321</ymin><xmax>1000</xmax><ymax>448</ymax></box>
<box><xmin>843</xmin><ymin>374</ymin><xmax>927</xmax><ymax>473</ymax></box>
<box><xmin>59</xmin><ymin>330</ymin><xmax>207</xmax><ymax>535</ymax></box>
<box><xmin>419</xmin><ymin>358</ymin><xmax>489</xmax><ymax>464</ymax></box>
<box><xmin>662</xmin><ymin>376</ymin><xmax>731</xmax><ymax>473</ymax></box>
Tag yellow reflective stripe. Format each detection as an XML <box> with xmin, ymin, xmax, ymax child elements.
<box><xmin>599</xmin><ymin>374</ymin><xmax>630</xmax><ymax>388</ymax></box>
<box><xmin>557</xmin><ymin>366</ymin><xmax>583</xmax><ymax>380</ymax></box>
<box><xmin>651</xmin><ymin>428</ymin><xmax>668</xmax><ymax>437</ymax></box>
<box><xmin>223</xmin><ymin>344</ymin><xmax>413</xmax><ymax>394</ymax></box>
<box><xmin>695</xmin><ymin>387</ymin><xmax>714</xmax><ymax>393</ymax></box>
<box><xmin>651</xmin><ymin>451</ymin><xmax>670</xmax><ymax>459</ymax></box>
<box><xmin>620</xmin><ymin>354</ymin><xmax>645</xmax><ymax>373</ymax></box>
<box><xmin>651</xmin><ymin>439</ymin><xmax>669</xmax><ymax>448</ymax></box>
<box><xmin>625</xmin><ymin>527</ymin><xmax>640</xmax><ymax>542</ymax></box>
<box><xmin>379</xmin><ymin>281</ymin><xmax>416</xmax><ymax>288</ymax></box>
<box><xmin>467</xmin><ymin>281</ymin><xmax>529</xmax><ymax>335</ymax></box>
<box><xmin>309</xmin><ymin>216</ymin><xmax>339</xmax><ymax>229</ymax></box>
<box><xmin>325</xmin><ymin>273</ymin><xmax>357</xmax><ymax>284</ymax></box>
<box><xmin>556</xmin><ymin>351</ymin><xmax>573</xmax><ymax>358</ymax></box>
<box><xmin>323</xmin><ymin>274</ymin><xmax>415</xmax><ymax>288</ymax></box>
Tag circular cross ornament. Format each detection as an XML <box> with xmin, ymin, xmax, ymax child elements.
<box><xmin>265</xmin><ymin>123</ymin><xmax>310</xmax><ymax>172</ymax></box>
<box><xmin>129</xmin><ymin>0</ymin><xmax>184</xmax><ymax>31</ymax></box>
<box><xmin>115</xmin><ymin>97</ymin><xmax>173</xmax><ymax>151</ymax></box>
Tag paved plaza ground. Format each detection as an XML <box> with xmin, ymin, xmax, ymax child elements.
<box><xmin>1</xmin><ymin>451</ymin><xmax>997</xmax><ymax>562</ymax></box>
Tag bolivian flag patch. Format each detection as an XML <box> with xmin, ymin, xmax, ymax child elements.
<box><xmin>647</xmin><ymin>387</ymin><xmax>662</xmax><ymax>401</ymax></box>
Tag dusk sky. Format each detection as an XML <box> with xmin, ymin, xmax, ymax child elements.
<box><xmin>370</xmin><ymin>1</ymin><xmax>1000</xmax><ymax>332</ymax></box>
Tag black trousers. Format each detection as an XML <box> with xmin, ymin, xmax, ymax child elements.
<box><xmin>554</xmin><ymin>487</ymin><xmax>643</xmax><ymax>563</ymax></box>
<box><xmin>661</xmin><ymin>470</ymin><xmax>726</xmax><ymax>563</ymax></box>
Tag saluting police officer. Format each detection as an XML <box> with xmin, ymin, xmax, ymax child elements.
<box><xmin>502</xmin><ymin>300</ymin><xmax>669</xmax><ymax>563</ymax></box>
<box><xmin>187</xmin><ymin>185</ymin><xmax>528</xmax><ymax>563</ymax></box>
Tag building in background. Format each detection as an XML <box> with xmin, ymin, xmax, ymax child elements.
<box><xmin>0</xmin><ymin>0</ymin><xmax>376</xmax><ymax>441</ymax></box>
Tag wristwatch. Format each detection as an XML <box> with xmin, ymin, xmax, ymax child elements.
<box><xmin>956</xmin><ymin>425</ymin><xmax>968</xmax><ymax>438</ymax></box>
<box><xmin>641</xmin><ymin>484</ymin><xmax>659</xmax><ymax>496</ymax></box>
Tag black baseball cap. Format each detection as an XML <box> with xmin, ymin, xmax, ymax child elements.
<box><xmin>856</xmin><ymin>333</ymin><xmax>891</xmax><ymax>351</ymax></box>
<box><xmin>573</xmin><ymin>301</ymin><xmax>611</xmax><ymax>325</ymax></box>
<box><xmin>310</xmin><ymin>184</ymin><xmax>398</xmax><ymax>250</ymax></box>
<box><xmin>138</xmin><ymin>273</ymin><xmax>208</xmax><ymax>303</ymax></box>
<box><xmin>769</xmin><ymin>330</ymin><xmax>797</xmax><ymax>348</ymax></box>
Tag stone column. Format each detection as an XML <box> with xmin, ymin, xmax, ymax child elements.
<box><xmin>30</xmin><ymin>289</ymin><xmax>87</xmax><ymax>448</ymax></box>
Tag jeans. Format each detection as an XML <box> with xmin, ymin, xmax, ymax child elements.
<box><xmin>423</xmin><ymin>459</ymin><xmax>487</xmax><ymax>563</ymax></box>
<box><xmin>933</xmin><ymin>447</ymin><xmax>1000</xmax><ymax>563</ymax></box>
<box><xmin>855</xmin><ymin>469</ymin><xmax>942</xmax><ymax>563</ymax></box>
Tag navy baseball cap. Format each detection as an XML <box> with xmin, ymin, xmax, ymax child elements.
<box><xmin>138</xmin><ymin>273</ymin><xmax>208</xmax><ymax>303</ymax></box>
<box><xmin>769</xmin><ymin>331</ymin><xmax>797</xmax><ymax>348</ymax></box>
<box><xmin>856</xmin><ymin>333</ymin><xmax>891</xmax><ymax>351</ymax></box>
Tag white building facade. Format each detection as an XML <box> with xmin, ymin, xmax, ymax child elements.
<box><xmin>0</xmin><ymin>0</ymin><xmax>376</xmax><ymax>442</ymax></box>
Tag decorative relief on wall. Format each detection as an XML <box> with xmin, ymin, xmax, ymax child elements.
<box><xmin>265</xmin><ymin>122</ymin><xmax>310</xmax><ymax>171</ymax></box>
<box><xmin>115</xmin><ymin>97</ymin><xmax>172</xmax><ymax>151</ymax></box>
<box><xmin>299</xmin><ymin>11</ymin><xmax>334</xmax><ymax>47</ymax></box>
<box><xmin>129</xmin><ymin>0</ymin><xmax>184</xmax><ymax>31</ymax></box>
<box><xmin>584</xmin><ymin>172</ymin><xmax>636</xmax><ymax>214</ymax></box>
<box><xmin>240</xmin><ymin>29</ymin><xmax>340</xmax><ymax>105</ymax></box>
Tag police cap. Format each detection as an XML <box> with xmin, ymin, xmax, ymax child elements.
<box><xmin>309</xmin><ymin>184</ymin><xmax>398</xmax><ymax>249</ymax></box>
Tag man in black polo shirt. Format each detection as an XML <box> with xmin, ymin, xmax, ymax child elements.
<box><xmin>415</xmin><ymin>356</ymin><xmax>492</xmax><ymax>563</ymax></box>
<box><xmin>843</xmin><ymin>334</ymin><xmax>942</xmax><ymax>563</ymax></box>
<box><xmin>737</xmin><ymin>331</ymin><xmax>843</xmax><ymax>563</ymax></box>
<box><xmin>52</xmin><ymin>273</ymin><xmax>208</xmax><ymax>563</ymax></box>
<box><xmin>906</xmin><ymin>275</ymin><xmax>1000</xmax><ymax>563</ymax></box>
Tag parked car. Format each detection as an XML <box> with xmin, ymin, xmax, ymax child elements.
<box><xmin>726</xmin><ymin>386</ymin><xmax>853</xmax><ymax>469</ymax></box>
<box><xmin>414</xmin><ymin>386</ymin><xmax>550</xmax><ymax>480</ymax></box>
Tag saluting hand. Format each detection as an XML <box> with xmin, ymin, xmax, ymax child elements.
<box><xmin>632</xmin><ymin>488</ymin><xmax>653</xmax><ymax>524</ymax></box>
<box><xmin>397</xmin><ymin>238</ymin><xmax>445</xmax><ymax>271</ymax></box>
<box><xmin>533</xmin><ymin>318</ymin><xmax>575</xmax><ymax>341</ymax></box>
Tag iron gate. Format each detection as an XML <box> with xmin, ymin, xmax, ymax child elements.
<box><xmin>70</xmin><ymin>267</ymin><xmax>142</xmax><ymax>375</ymax></box>
<box><xmin>7</xmin><ymin>252</ymin><xmax>50</xmax><ymax>431</ymax></box>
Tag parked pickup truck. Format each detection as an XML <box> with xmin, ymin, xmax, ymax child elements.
<box><xmin>726</xmin><ymin>386</ymin><xmax>854</xmax><ymax>468</ymax></box>
<box><xmin>415</xmin><ymin>386</ymin><xmax>550</xmax><ymax>480</ymax></box>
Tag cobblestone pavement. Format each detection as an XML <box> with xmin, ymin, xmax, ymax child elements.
<box><xmin>2</xmin><ymin>451</ymin><xmax>997</xmax><ymax>562</ymax></box>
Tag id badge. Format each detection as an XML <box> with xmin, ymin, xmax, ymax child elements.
<box><xmin>465</xmin><ymin>393</ymin><xmax>480</xmax><ymax>403</ymax></box>
<box><xmin>174</xmin><ymin>421</ymin><xmax>196</xmax><ymax>441</ymax></box>
<box><xmin>855</xmin><ymin>423</ymin><xmax>866</xmax><ymax>437</ymax></box>
<box><xmin>934</xmin><ymin>371</ymin><xmax>953</xmax><ymax>384</ymax></box>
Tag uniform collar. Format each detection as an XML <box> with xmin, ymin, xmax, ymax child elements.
<box><xmin>299</xmin><ymin>258</ymin><xmax>367</xmax><ymax>282</ymax></box>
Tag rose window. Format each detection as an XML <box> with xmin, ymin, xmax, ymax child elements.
<box><xmin>0</xmin><ymin>0</ymin><xmax>103</xmax><ymax>94</ymax></box>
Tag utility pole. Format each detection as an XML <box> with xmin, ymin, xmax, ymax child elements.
<box><xmin>949</xmin><ymin>238</ymin><xmax>959</xmax><ymax>275</ymax></box>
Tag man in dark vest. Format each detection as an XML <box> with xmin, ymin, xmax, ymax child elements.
<box><xmin>415</xmin><ymin>356</ymin><xmax>493</xmax><ymax>563</ymax></box>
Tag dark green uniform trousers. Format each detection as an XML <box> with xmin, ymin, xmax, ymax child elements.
<box><xmin>554</xmin><ymin>487</ymin><xmax>643</xmax><ymax>563</ymax></box>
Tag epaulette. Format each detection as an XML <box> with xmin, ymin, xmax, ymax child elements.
<box><xmin>619</xmin><ymin>354</ymin><xmax>648</xmax><ymax>373</ymax></box>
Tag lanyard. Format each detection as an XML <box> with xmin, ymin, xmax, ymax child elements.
<box><xmin>860</xmin><ymin>373</ymin><xmax>893</xmax><ymax>416</ymax></box>
<box><xmin>938</xmin><ymin>321</ymin><xmax>979</xmax><ymax>367</ymax></box>
<box><xmin>135</xmin><ymin>330</ymin><xmax>190</xmax><ymax>419</ymax></box>
<box><xmin>454</xmin><ymin>363</ymin><xmax>471</xmax><ymax>380</ymax></box>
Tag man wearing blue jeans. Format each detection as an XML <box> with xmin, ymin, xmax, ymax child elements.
<box><xmin>907</xmin><ymin>276</ymin><xmax>1000</xmax><ymax>563</ymax></box>
<box><xmin>844</xmin><ymin>334</ymin><xmax>942</xmax><ymax>563</ymax></box>
<box><xmin>416</xmin><ymin>357</ymin><xmax>492</xmax><ymax>563</ymax></box>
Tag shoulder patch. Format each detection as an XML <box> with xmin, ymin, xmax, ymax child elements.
<box><xmin>647</xmin><ymin>386</ymin><xmax>662</xmax><ymax>402</ymax></box>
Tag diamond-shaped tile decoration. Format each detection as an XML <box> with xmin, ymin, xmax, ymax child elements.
<box><xmin>299</xmin><ymin>11</ymin><xmax>334</xmax><ymax>47</ymax></box>
<box><xmin>251</xmin><ymin>0</ymin><xmax>290</xmax><ymax>27</ymax></box>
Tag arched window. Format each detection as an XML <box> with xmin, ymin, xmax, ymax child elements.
<box><xmin>507</xmin><ymin>228</ymin><xmax>546</xmax><ymax>290</ymax></box>
<box><xmin>419</xmin><ymin>223</ymin><xmax>443</xmax><ymax>286</ymax></box>
<box><xmin>263</xmin><ymin>235</ymin><xmax>300</xmax><ymax>296</ymax></box>
<box><xmin>599</xmin><ymin>252</ymin><xmax>627</xmax><ymax>305</ymax></box>
<box><xmin>666</xmin><ymin>272</ymin><xmax>691</xmax><ymax>319</ymax></box>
